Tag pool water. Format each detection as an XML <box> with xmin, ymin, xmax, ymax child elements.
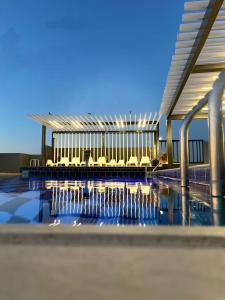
<box><xmin>0</xmin><ymin>175</ymin><xmax>221</xmax><ymax>226</ymax></box>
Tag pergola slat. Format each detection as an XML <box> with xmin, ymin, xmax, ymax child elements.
<box><xmin>160</xmin><ymin>0</ymin><xmax>225</xmax><ymax>118</ymax></box>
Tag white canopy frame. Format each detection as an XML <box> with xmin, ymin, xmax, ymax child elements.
<box><xmin>33</xmin><ymin>113</ymin><xmax>160</xmax><ymax>165</ymax></box>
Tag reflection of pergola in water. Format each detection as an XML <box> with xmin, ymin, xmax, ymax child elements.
<box><xmin>45</xmin><ymin>180</ymin><xmax>160</xmax><ymax>224</ymax></box>
<box><xmin>35</xmin><ymin>180</ymin><xmax>211</xmax><ymax>225</ymax></box>
<box><xmin>30</xmin><ymin>113</ymin><xmax>160</xmax><ymax>166</ymax></box>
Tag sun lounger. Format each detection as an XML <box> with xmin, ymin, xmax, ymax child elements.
<box><xmin>126</xmin><ymin>156</ymin><xmax>138</xmax><ymax>166</ymax></box>
<box><xmin>56</xmin><ymin>157</ymin><xmax>69</xmax><ymax>167</ymax></box>
<box><xmin>140</xmin><ymin>156</ymin><xmax>151</xmax><ymax>166</ymax></box>
<box><xmin>68</xmin><ymin>157</ymin><xmax>80</xmax><ymax>166</ymax></box>
<box><xmin>96</xmin><ymin>156</ymin><xmax>107</xmax><ymax>166</ymax></box>
<box><xmin>88</xmin><ymin>157</ymin><xmax>95</xmax><ymax>166</ymax></box>
<box><xmin>117</xmin><ymin>159</ymin><xmax>125</xmax><ymax>166</ymax></box>
<box><xmin>106</xmin><ymin>159</ymin><xmax>117</xmax><ymax>166</ymax></box>
<box><xmin>46</xmin><ymin>159</ymin><xmax>56</xmax><ymax>167</ymax></box>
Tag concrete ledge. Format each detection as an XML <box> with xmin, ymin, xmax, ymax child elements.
<box><xmin>0</xmin><ymin>225</ymin><xmax>224</xmax><ymax>248</ymax></box>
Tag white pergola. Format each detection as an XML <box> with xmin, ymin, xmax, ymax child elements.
<box><xmin>30</xmin><ymin>113</ymin><xmax>160</xmax><ymax>165</ymax></box>
<box><xmin>159</xmin><ymin>0</ymin><xmax>225</xmax><ymax>170</ymax></box>
<box><xmin>30</xmin><ymin>113</ymin><xmax>160</xmax><ymax>132</ymax></box>
<box><xmin>159</xmin><ymin>0</ymin><xmax>225</xmax><ymax>197</ymax></box>
<box><xmin>160</xmin><ymin>0</ymin><xmax>225</xmax><ymax>118</ymax></box>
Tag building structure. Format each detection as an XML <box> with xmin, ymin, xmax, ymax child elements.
<box><xmin>160</xmin><ymin>0</ymin><xmax>225</xmax><ymax>197</ymax></box>
<box><xmin>30</xmin><ymin>113</ymin><xmax>160</xmax><ymax>167</ymax></box>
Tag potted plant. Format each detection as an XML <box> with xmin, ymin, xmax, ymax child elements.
<box><xmin>151</xmin><ymin>158</ymin><xmax>159</xmax><ymax>167</ymax></box>
<box><xmin>159</xmin><ymin>152</ymin><xmax>168</xmax><ymax>165</ymax></box>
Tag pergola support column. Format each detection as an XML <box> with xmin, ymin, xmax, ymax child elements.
<box><xmin>208</xmin><ymin>69</ymin><xmax>225</xmax><ymax>197</ymax></box>
<box><xmin>51</xmin><ymin>132</ymin><xmax>55</xmax><ymax>162</ymax></box>
<box><xmin>41</xmin><ymin>125</ymin><xmax>46</xmax><ymax>166</ymax></box>
<box><xmin>180</xmin><ymin>94</ymin><xmax>209</xmax><ymax>188</ymax></box>
<box><xmin>154</xmin><ymin>124</ymin><xmax>159</xmax><ymax>158</ymax></box>
<box><xmin>166</xmin><ymin>118</ymin><xmax>173</xmax><ymax>167</ymax></box>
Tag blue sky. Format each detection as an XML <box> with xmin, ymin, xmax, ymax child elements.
<box><xmin>0</xmin><ymin>0</ymin><xmax>208</xmax><ymax>153</ymax></box>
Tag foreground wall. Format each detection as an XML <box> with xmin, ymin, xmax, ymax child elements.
<box><xmin>0</xmin><ymin>153</ymin><xmax>41</xmax><ymax>173</ymax></box>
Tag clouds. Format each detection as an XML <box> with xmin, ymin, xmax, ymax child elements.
<box><xmin>46</xmin><ymin>15</ymin><xmax>86</xmax><ymax>31</ymax></box>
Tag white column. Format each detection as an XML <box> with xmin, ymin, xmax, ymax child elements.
<box><xmin>108</xmin><ymin>133</ymin><xmax>110</xmax><ymax>161</ymax></box>
<box><xmin>145</xmin><ymin>132</ymin><xmax>148</xmax><ymax>156</ymax></box>
<box><xmin>86</xmin><ymin>133</ymin><xmax>88</xmax><ymax>150</ymax></box>
<box><xmin>126</xmin><ymin>132</ymin><xmax>129</xmax><ymax>162</ymax></box>
<box><xmin>97</xmin><ymin>133</ymin><xmax>99</xmax><ymax>160</ymax></box>
<box><xmin>138</xmin><ymin>131</ymin><xmax>140</xmax><ymax>162</ymax></box>
<box><xmin>123</xmin><ymin>131</ymin><xmax>125</xmax><ymax>161</ymax></box>
<box><xmin>101</xmin><ymin>133</ymin><xmax>103</xmax><ymax>157</ymax></box>
<box><xmin>68</xmin><ymin>133</ymin><xmax>70</xmax><ymax>159</ymax></box>
<box><xmin>71</xmin><ymin>133</ymin><xmax>74</xmax><ymax>159</ymax></box>
<box><xmin>56</xmin><ymin>133</ymin><xmax>59</xmax><ymax>163</ymax></box>
<box><xmin>63</xmin><ymin>133</ymin><xmax>66</xmax><ymax>157</ymax></box>
<box><xmin>130</xmin><ymin>131</ymin><xmax>133</xmax><ymax>157</ymax></box>
<box><xmin>93</xmin><ymin>133</ymin><xmax>95</xmax><ymax>160</ymax></box>
<box><xmin>78</xmin><ymin>133</ymin><xmax>81</xmax><ymax>158</ymax></box>
<box><xmin>152</xmin><ymin>132</ymin><xmax>154</xmax><ymax>158</ymax></box>
<box><xmin>60</xmin><ymin>133</ymin><xmax>63</xmax><ymax>159</ymax></box>
<box><xmin>82</xmin><ymin>133</ymin><xmax>85</xmax><ymax>160</ymax></box>
<box><xmin>75</xmin><ymin>133</ymin><xmax>77</xmax><ymax>158</ymax></box>
<box><xmin>89</xmin><ymin>132</ymin><xmax>92</xmax><ymax>156</ymax></box>
<box><xmin>134</xmin><ymin>131</ymin><xmax>136</xmax><ymax>157</ymax></box>
<box><xmin>153</xmin><ymin>132</ymin><xmax>156</xmax><ymax>158</ymax></box>
<box><xmin>112</xmin><ymin>133</ymin><xmax>114</xmax><ymax>159</ymax></box>
<box><xmin>118</xmin><ymin>132</ymin><xmax>122</xmax><ymax>160</ymax></box>
<box><xmin>115</xmin><ymin>132</ymin><xmax>118</xmax><ymax>162</ymax></box>
<box><xmin>104</xmin><ymin>133</ymin><xmax>106</xmax><ymax>157</ymax></box>
<box><xmin>53</xmin><ymin>134</ymin><xmax>56</xmax><ymax>163</ymax></box>
<box><xmin>64</xmin><ymin>134</ymin><xmax>66</xmax><ymax>158</ymax></box>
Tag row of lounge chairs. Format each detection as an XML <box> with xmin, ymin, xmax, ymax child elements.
<box><xmin>46</xmin><ymin>156</ymin><xmax>152</xmax><ymax>167</ymax></box>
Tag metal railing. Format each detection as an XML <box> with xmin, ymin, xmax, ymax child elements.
<box><xmin>159</xmin><ymin>140</ymin><xmax>205</xmax><ymax>164</ymax></box>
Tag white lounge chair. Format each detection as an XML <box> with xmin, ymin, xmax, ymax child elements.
<box><xmin>126</xmin><ymin>156</ymin><xmax>138</xmax><ymax>166</ymax></box>
<box><xmin>117</xmin><ymin>159</ymin><xmax>125</xmax><ymax>166</ymax></box>
<box><xmin>106</xmin><ymin>159</ymin><xmax>117</xmax><ymax>166</ymax></box>
<box><xmin>68</xmin><ymin>157</ymin><xmax>80</xmax><ymax>166</ymax></box>
<box><xmin>88</xmin><ymin>157</ymin><xmax>95</xmax><ymax>167</ymax></box>
<box><xmin>46</xmin><ymin>159</ymin><xmax>56</xmax><ymax>167</ymax></box>
<box><xmin>94</xmin><ymin>156</ymin><xmax>107</xmax><ymax>166</ymax></box>
<box><xmin>56</xmin><ymin>157</ymin><xmax>69</xmax><ymax>167</ymax></box>
<box><xmin>140</xmin><ymin>156</ymin><xmax>151</xmax><ymax>166</ymax></box>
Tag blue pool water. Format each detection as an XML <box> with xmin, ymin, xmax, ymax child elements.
<box><xmin>0</xmin><ymin>175</ymin><xmax>222</xmax><ymax>226</ymax></box>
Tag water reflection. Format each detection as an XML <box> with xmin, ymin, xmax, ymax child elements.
<box><xmin>31</xmin><ymin>179</ymin><xmax>212</xmax><ymax>226</ymax></box>
<box><xmin>212</xmin><ymin>197</ymin><xmax>225</xmax><ymax>225</ymax></box>
<box><xmin>0</xmin><ymin>177</ymin><xmax>214</xmax><ymax>225</ymax></box>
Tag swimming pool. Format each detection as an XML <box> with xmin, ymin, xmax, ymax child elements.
<box><xmin>0</xmin><ymin>175</ymin><xmax>220</xmax><ymax>226</ymax></box>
